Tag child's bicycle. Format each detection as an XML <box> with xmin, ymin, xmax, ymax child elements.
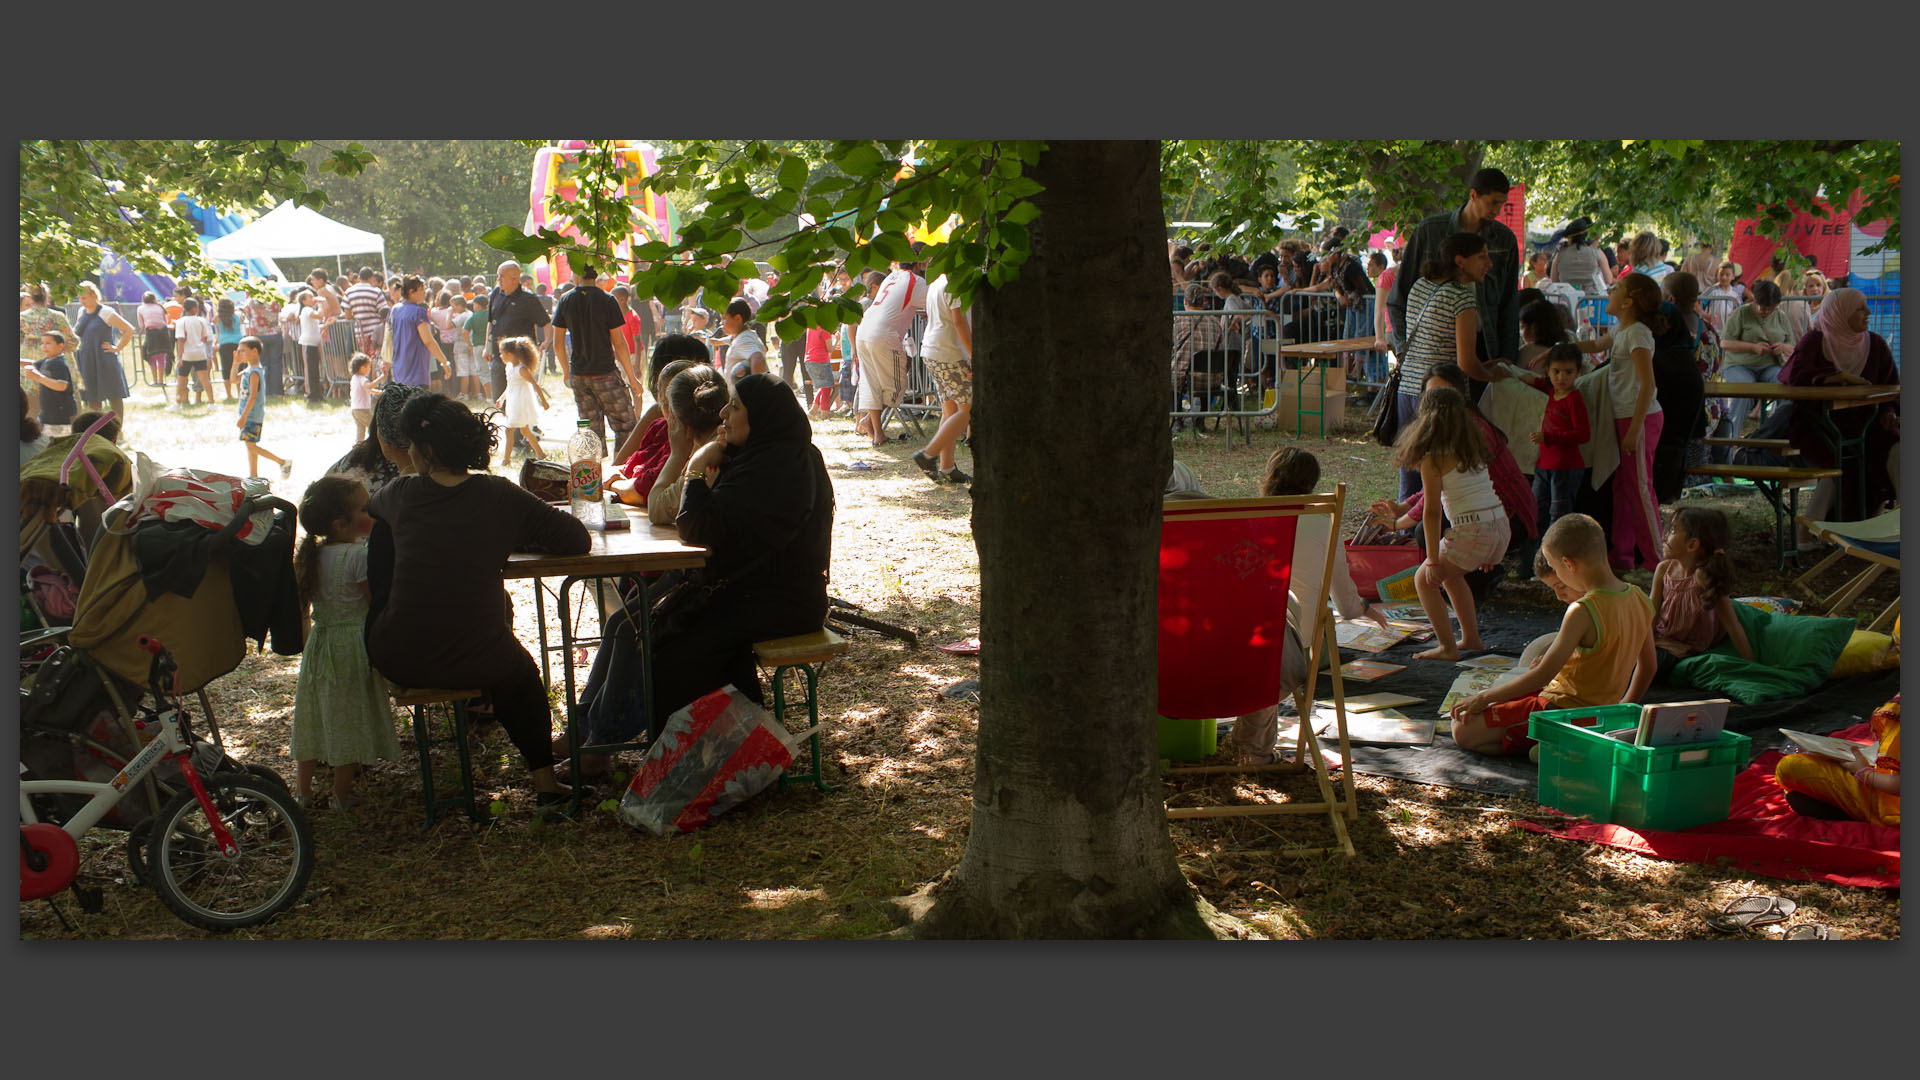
<box><xmin>19</xmin><ymin>634</ymin><xmax>314</xmax><ymax>932</ymax></box>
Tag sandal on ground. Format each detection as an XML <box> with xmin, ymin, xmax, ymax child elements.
<box><xmin>1782</xmin><ymin>923</ymin><xmax>1837</xmax><ymax>941</ymax></box>
<box><xmin>535</xmin><ymin>785</ymin><xmax>595</xmax><ymax>813</ymax></box>
<box><xmin>1706</xmin><ymin>894</ymin><xmax>1798</xmax><ymax>932</ymax></box>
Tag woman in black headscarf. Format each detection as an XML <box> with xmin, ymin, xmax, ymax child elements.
<box><xmin>653</xmin><ymin>372</ymin><xmax>834</xmax><ymax>730</ymax></box>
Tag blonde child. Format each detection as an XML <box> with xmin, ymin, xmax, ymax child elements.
<box><xmin>494</xmin><ymin>336</ymin><xmax>550</xmax><ymax>468</ymax></box>
<box><xmin>290</xmin><ymin>475</ymin><xmax>399</xmax><ymax>810</ymax></box>
<box><xmin>233</xmin><ymin>337</ymin><xmax>292</xmax><ymax>481</ymax></box>
<box><xmin>1649</xmin><ymin>506</ymin><xmax>1755</xmax><ymax>682</ymax></box>
<box><xmin>1574</xmin><ymin>272</ymin><xmax>1666</xmax><ymax>571</ymax></box>
<box><xmin>348</xmin><ymin>353</ymin><xmax>383</xmax><ymax>444</ymax></box>
<box><xmin>1387</xmin><ymin>386</ymin><xmax>1509</xmax><ymax>661</ymax></box>
<box><xmin>1449</xmin><ymin>514</ymin><xmax>1655</xmax><ymax>756</ymax></box>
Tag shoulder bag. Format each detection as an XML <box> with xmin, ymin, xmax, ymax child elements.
<box><xmin>1370</xmin><ymin>285</ymin><xmax>1442</xmax><ymax>447</ymax></box>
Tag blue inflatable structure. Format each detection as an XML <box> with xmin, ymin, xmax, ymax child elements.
<box><xmin>93</xmin><ymin>195</ymin><xmax>283</xmax><ymax>303</ymax></box>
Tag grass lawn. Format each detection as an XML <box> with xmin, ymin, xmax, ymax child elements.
<box><xmin>20</xmin><ymin>377</ymin><xmax>1900</xmax><ymax>940</ymax></box>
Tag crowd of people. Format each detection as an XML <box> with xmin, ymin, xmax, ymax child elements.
<box><xmin>1168</xmin><ymin>166</ymin><xmax>1898</xmax><ymax>556</ymax></box>
<box><xmin>1163</xmin><ymin>167</ymin><xmax>1899</xmax><ymax>826</ymax></box>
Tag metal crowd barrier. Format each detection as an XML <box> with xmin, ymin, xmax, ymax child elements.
<box><xmin>1169</xmin><ymin>307</ymin><xmax>1290</xmax><ymax>448</ymax></box>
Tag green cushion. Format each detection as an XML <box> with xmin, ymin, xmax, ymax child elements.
<box><xmin>1672</xmin><ymin>601</ymin><xmax>1857</xmax><ymax>704</ymax></box>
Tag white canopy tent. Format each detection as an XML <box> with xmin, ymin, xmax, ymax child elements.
<box><xmin>204</xmin><ymin>200</ymin><xmax>387</xmax><ymax>286</ymax></box>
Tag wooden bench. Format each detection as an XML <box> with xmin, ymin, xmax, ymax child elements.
<box><xmin>389</xmin><ymin>686</ymin><xmax>485</xmax><ymax>829</ymax></box>
<box><xmin>753</xmin><ymin>629</ymin><xmax>849</xmax><ymax>793</ymax></box>
<box><xmin>1700</xmin><ymin>437</ymin><xmax>1798</xmax><ymax>454</ymax></box>
<box><xmin>1684</xmin><ymin>464</ymin><xmax>1841</xmax><ymax>571</ymax></box>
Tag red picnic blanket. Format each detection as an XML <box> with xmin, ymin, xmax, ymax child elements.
<box><xmin>1517</xmin><ymin>722</ymin><xmax>1899</xmax><ymax>889</ymax></box>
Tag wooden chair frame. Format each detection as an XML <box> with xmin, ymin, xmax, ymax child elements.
<box><xmin>1790</xmin><ymin>514</ymin><xmax>1901</xmax><ymax>633</ymax></box>
<box><xmin>1160</xmin><ymin>486</ymin><xmax>1357</xmax><ymax>858</ymax></box>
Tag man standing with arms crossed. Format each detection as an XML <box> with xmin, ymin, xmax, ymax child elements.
<box><xmin>1387</xmin><ymin>167</ymin><xmax>1521</xmax><ymax>399</ymax></box>
<box><xmin>551</xmin><ymin>263</ymin><xmax>641</xmax><ymax>454</ymax></box>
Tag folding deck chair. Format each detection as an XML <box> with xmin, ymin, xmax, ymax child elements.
<box><xmin>1157</xmin><ymin>486</ymin><xmax>1357</xmax><ymax>857</ymax></box>
<box><xmin>1790</xmin><ymin>511</ymin><xmax>1900</xmax><ymax>633</ymax></box>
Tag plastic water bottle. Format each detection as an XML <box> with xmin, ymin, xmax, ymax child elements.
<box><xmin>567</xmin><ymin>420</ymin><xmax>605</xmax><ymax>530</ymax></box>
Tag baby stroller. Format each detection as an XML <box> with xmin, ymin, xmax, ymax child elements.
<box><xmin>19</xmin><ymin>448</ymin><xmax>311</xmax><ymax>930</ymax></box>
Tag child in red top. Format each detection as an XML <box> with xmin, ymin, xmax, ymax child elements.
<box><xmin>1527</xmin><ymin>345</ymin><xmax>1590</xmax><ymax>533</ymax></box>
<box><xmin>803</xmin><ymin>325</ymin><xmax>835</xmax><ymax>419</ymax></box>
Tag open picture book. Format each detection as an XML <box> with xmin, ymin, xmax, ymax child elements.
<box><xmin>1779</xmin><ymin>728</ymin><xmax>1880</xmax><ymax>765</ymax></box>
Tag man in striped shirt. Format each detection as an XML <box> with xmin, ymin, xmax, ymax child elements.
<box><xmin>342</xmin><ymin>267</ymin><xmax>389</xmax><ymax>368</ymax></box>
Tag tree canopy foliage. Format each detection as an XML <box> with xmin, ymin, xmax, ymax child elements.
<box><xmin>289</xmin><ymin>140</ymin><xmax>540</xmax><ymax>278</ymax></box>
<box><xmin>19</xmin><ymin>140</ymin><xmax>373</xmax><ymax>299</ymax></box>
<box><xmin>1164</xmin><ymin>139</ymin><xmax>1899</xmax><ymax>256</ymax></box>
<box><xmin>483</xmin><ymin>139</ymin><xmax>1048</xmax><ymax>342</ymax></box>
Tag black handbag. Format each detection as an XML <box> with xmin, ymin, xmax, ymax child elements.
<box><xmin>1371</xmin><ymin>288</ymin><xmax>1442</xmax><ymax>447</ymax></box>
<box><xmin>1370</xmin><ymin>368</ymin><xmax>1402</xmax><ymax>447</ymax></box>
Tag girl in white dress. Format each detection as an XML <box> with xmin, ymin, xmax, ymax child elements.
<box><xmin>494</xmin><ymin>336</ymin><xmax>549</xmax><ymax>468</ymax></box>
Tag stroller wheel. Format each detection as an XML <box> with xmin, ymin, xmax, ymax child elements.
<box><xmin>242</xmin><ymin>763</ymin><xmax>293</xmax><ymax>794</ymax></box>
<box><xmin>126</xmin><ymin>818</ymin><xmax>155</xmax><ymax>886</ymax></box>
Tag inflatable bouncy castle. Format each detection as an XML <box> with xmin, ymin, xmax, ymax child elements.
<box><xmin>94</xmin><ymin>193</ymin><xmax>283</xmax><ymax>303</ymax></box>
<box><xmin>524</xmin><ymin>141</ymin><xmax>678</xmax><ymax>292</ymax></box>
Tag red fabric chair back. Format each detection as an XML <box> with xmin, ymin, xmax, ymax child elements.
<box><xmin>1158</xmin><ymin>500</ymin><xmax>1299</xmax><ymax>719</ymax></box>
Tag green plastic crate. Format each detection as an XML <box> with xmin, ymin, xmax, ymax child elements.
<box><xmin>1529</xmin><ymin>705</ymin><xmax>1751</xmax><ymax>831</ymax></box>
<box><xmin>1158</xmin><ymin>715</ymin><xmax>1218</xmax><ymax>762</ymax></box>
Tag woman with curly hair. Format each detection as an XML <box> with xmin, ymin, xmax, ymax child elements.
<box><xmin>363</xmin><ymin>392</ymin><xmax>592</xmax><ymax>809</ymax></box>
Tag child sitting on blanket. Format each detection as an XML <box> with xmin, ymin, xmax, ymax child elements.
<box><xmin>1224</xmin><ymin>448</ymin><xmax>1389</xmax><ymax>764</ymax></box>
<box><xmin>1448</xmin><ymin>514</ymin><xmax>1655</xmax><ymax>755</ymax></box>
<box><xmin>1649</xmin><ymin>507</ymin><xmax>1755</xmax><ymax>682</ymax></box>
<box><xmin>1776</xmin><ymin>694</ymin><xmax>1900</xmax><ymax>824</ymax></box>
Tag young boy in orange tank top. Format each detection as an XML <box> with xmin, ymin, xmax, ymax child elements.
<box><xmin>1449</xmin><ymin>513</ymin><xmax>1656</xmax><ymax>755</ymax></box>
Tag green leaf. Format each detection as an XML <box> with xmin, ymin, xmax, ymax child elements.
<box><xmin>778</xmin><ymin>154</ymin><xmax>808</xmax><ymax>193</ymax></box>
<box><xmin>777</xmin><ymin>314</ymin><xmax>804</xmax><ymax>340</ymax></box>
<box><xmin>871</xmin><ymin>231</ymin><xmax>913</xmax><ymax>264</ymax></box>
<box><xmin>839</xmin><ymin>143</ymin><xmax>883</xmax><ymax>177</ymax></box>
<box><xmin>1002</xmin><ymin>201</ymin><xmax>1041</xmax><ymax>226</ymax></box>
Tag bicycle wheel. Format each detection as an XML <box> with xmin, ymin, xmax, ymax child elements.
<box><xmin>148</xmin><ymin>774</ymin><xmax>314</xmax><ymax>932</ymax></box>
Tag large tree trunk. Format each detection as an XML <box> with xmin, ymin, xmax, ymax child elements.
<box><xmin>912</xmin><ymin>140</ymin><xmax>1226</xmax><ymax>938</ymax></box>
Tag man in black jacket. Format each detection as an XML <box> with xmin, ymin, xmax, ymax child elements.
<box><xmin>1386</xmin><ymin>167</ymin><xmax>1521</xmax><ymax>400</ymax></box>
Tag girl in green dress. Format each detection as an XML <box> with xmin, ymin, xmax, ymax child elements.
<box><xmin>290</xmin><ymin>475</ymin><xmax>399</xmax><ymax>811</ymax></box>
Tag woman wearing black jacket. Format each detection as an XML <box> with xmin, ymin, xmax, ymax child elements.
<box><xmin>653</xmin><ymin>372</ymin><xmax>834</xmax><ymax>731</ymax></box>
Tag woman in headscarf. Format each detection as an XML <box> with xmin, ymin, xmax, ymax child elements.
<box><xmin>1782</xmin><ymin>287</ymin><xmax>1899</xmax><ymax>526</ymax></box>
<box><xmin>653</xmin><ymin>372</ymin><xmax>834</xmax><ymax>731</ymax></box>
<box><xmin>325</xmin><ymin>381</ymin><xmax>428</xmax><ymax>494</ymax></box>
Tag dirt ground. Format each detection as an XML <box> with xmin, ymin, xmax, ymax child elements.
<box><xmin>18</xmin><ymin>375</ymin><xmax>1901</xmax><ymax>940</ymax></box>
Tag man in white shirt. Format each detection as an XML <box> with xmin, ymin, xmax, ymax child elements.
<box><xmin>853</xmin><ymin>258</ymin><xmax>928</xmax><ymax>449</ymax></box>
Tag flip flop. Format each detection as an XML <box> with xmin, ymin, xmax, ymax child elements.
<box><xmin>938</xmin><ymin>638</ymin><xmax>981</xmax><ymax>655</ymax></box>
<box><xmin>1782</xmin><ymin>923</ymin><xmax>1837</xmax><ymax>941</ymax></box>
<box><xmin>1706</xmin><ymin>894</ymin><xmax>1798</xmax><ymax>932</ymax></box>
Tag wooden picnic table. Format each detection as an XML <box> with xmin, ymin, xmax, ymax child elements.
<box><xmin>1701</xmin><ymin>380</ymin><xmax>1899</xmax><ymax>410</ymax></box>
<box><xmin>1277</xmin><ymin>336</ymin><xmax>1380</xmax><ymax>361</ymax></box>
<box><xmin>1701</xmin><ymin>380</ymin><xmax>1900</xmax><ymax>522</ymax></box>
<box><xmin>507</xmin><ymin>508</ymin><xmax>708</xmax><ymax>815</ymax></box>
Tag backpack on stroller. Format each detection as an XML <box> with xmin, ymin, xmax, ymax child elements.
<box><xmin>19</xmin><ymin>482</ymin><xmax>301</xmax><ymax>857</ymax></box>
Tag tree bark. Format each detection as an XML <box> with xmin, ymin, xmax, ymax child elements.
<box><xmin>912</xmin><ymin>140</ymin><xmax>1224</xmax><ymax>939</ymax></box>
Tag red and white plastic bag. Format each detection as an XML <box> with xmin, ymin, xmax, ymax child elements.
<box><xmin>618</xmin><ymin>685</ymin><xmax>799</xmax><ymax>835</ymax></box>
<box><xmin>109</xmin><ymin>459</ymin><xmax>277</xmax><ymax>544</ymax></box>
